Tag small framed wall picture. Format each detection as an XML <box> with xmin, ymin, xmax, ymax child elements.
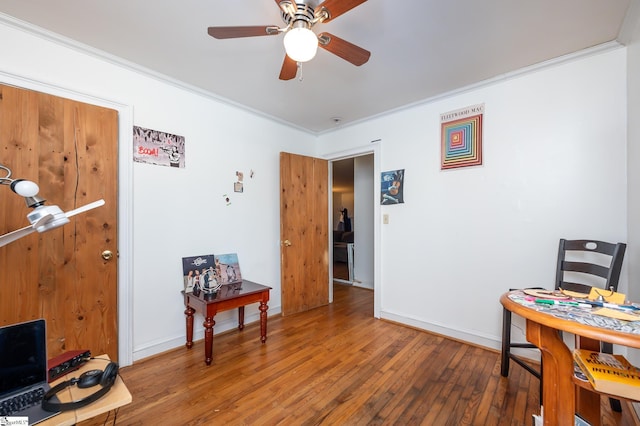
<box><xmin>440</xmin><ymin>103</ymin><xmax>484</xmax><ymax>170</ymax></box>
<box><xmin>380</xmin><ymin>169</ymin><xmax>404</xmax><ymax>205</ymax></box>
<box><xmin>133</xmin><ymin>126</ymin><xmax>185</xmax><ymax>168</ymax></box>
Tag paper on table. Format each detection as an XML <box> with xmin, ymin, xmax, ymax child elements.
<box><xmin>588</xmin><ymin>288</ymin><xmax>626</xmax><ymax>304</ymax></box>
<box><xmin>560</xmin><ymin>289</ymin><xmax>590</xmax><ymax>298</ymax></box>
<box><xmin>523</xmin><ymin>289</ymin><xmax>569</xmax><ymax>300</ymax></box>
<box><xmin>592</xmin><ymin>307</ymin><xmax>640</xmax><ymax>322</ymax></box>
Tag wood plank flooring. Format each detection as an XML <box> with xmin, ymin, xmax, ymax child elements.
<box><xmin>81</xmin><ymin>284</ymin><xmax>638</xmax><ymax>425</ymax></box>
<box><xmin>333</xmin><ymin>261</ymin><xmax>349</xmax><ymax>281</ymax></box>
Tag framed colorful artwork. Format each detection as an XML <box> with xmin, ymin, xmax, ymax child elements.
<box><xmin>440</xmin><ymin>104</ymin><xmax>484</xmax><ymax>170</ymax></box>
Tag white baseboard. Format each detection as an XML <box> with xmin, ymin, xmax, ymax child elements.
<box><xmin>353</xmin><ymin>280</ymin><xmax>373</xmax><ymax>290</ymax></box>
<box><xmin>379</xmin><ymin>309</ymin><xmax>536</xmax><ymax>357</ymax></box>
<box><xmin>132</xmin><ymin>307</ymin><xmax>281</xmax><ymax>362</ymax></box>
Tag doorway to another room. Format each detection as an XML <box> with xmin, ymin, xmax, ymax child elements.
<box><xmin>331</xmin><ymin>154</ymin><xmax>374</xmax><ymax>290</ymax></box>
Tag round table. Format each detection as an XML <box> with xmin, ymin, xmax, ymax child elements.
<box><xmin>501</xmin><ymin>291</ymin><xmax>640</xmax><ymax>425</ymax></box>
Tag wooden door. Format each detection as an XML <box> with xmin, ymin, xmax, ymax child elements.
<box><xmin>0</xmin><ymin>84</ymin><xmax>119</xmax><ymax>360</ymax></box>
<box><xmin>280</xmin><ymin>152</ymin><xmax>329</xmax><ymax>316</ymax></box>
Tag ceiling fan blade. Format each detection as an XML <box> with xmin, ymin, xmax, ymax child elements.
<box><xmin>0</xmin><ymin>200</ymin><xmax>105</xmax><ymax>248</ymax></box>
<box><xmin>318</xmin><ymin>33</ymin><xmax>371</xmax><ymax>66</ymax></box>
<box><xmin>279</xmin><ymin>55</ymin><xmax>298</xmax><ymax>80</ymax></box>
<box><xmin>207</xmin><ymin>26</ymin><xmax>280</xmax><ymax>39</ymax></box>
<box><xmin>66</xmin><ymin>199</ymin><xmax>105</xmax><ymax>218</ymax></box>
<box><xmin>0</xmin><ymin>225</ymin><xmax>36</xmax><ymax>248</ymax></box>
<box><xmin>315</xmin><ymin>0</ymin><xmax>367</xmax><ymax>23</ymax></box>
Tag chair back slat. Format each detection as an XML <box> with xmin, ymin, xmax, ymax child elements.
<box><xmin>559</xmin><ymin>281</ymin><xmax>595</xmax><ymax>295</ymax></box>
<box><xmin>560</xmin><ymin>261</ymin><xmax>610</xmax><ymax>279</ymax></box>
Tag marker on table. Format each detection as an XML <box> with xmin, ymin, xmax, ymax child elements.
<box><xmin>534</xmin><ymin>299</ymin><xmax>592</xmax><ymax>308</ymax></box>
<box><xmin>587</xmin><ymin>301</ymin><xmax>640</xmax><ymax>311</ymax></box>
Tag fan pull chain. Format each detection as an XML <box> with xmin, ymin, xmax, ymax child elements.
<box><xmin>298</xmin><ymin>62</ymin><xmax>304</xmax><ymax>82</ymax></box>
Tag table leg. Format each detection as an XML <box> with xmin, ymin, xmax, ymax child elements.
<box><xmin>526</xmin><ymin>319</ymin><xmax>575</xmax><ymax>426</ymax></box>
<box><xmin>238</xmin><ymin>306</ymin><xmax>245</xmax><ymax>330</ymax></box>
<box><xmin>184</xmin><ymin>306</ymin><xmax>195</xmax><ymax>349</ymax></box>
<box><xmin>203</xmin><ymin>316</ymin><xmax>215</xmax><ymax>366</ymax></box>
<box><xmin>575</xmin><ymin>336</ymin><xmax>602</xmax><ymax>426</ymax></box>
<box><xmin>259</xmin><ymin>300</ymin><xmax>268</xmax><ymax>343</ymax></box>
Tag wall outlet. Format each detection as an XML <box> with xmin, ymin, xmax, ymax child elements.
<box><xmin>383</xmin><ymin>214</ymin><xmax>389</xmax><ymax>224</ymax></box>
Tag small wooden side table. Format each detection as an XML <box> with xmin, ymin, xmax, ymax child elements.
<box><xmin>182</xmin><ymin>280</ymin><xmax>271</xmax><ymax>365</ymax></box>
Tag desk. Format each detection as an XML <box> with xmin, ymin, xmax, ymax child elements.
<box><xmin>40</xmin><ymin>354</ymin><xmax>132</xmax><ymax>426</ymax></box>
<box><xmin>501</xmin><ymin>291</ymin><xmax>640</xmax><ymax>426</ymax></box>
<box><xmin>182</xmin><ymin>280</ymin><xmax>271</xmax><ymax>365</ymax></box>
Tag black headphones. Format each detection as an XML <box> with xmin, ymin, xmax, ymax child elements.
<box><xmin>42</xmin><ymin>361</ymin><xmax>119</xmax><ymax>412</ymax></box>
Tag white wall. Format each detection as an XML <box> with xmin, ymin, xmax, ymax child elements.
<box><xmin>353</xmin><ymin>155</ymin><xmax>374</xmax><ymax>289</ymax></box>
<box><xmin>627</xmin><ymin>8</ymin><xmax>640</xmax><ymax>366</ymax></box>
<box><xmin>0</xmin><ymin>19</ymin><xmax>316</xmax><ymax>363</ymax></box>
<box><xmin>318</xmin><ymin>47</ymin><xmax>628</xmax><ymax>350</ymax></box>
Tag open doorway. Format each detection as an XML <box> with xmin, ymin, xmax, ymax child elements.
<box><xmin>331</xmin><ymin>154</ymin><xmax>374</xmax><ymax>289</ymax></box>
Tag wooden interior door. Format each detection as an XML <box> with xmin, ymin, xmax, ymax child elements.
<box><xmin>0</xmin><ymin>84</ymin><xmax>119</xmax><ymax>360</ymax></box>
<box><xmin>280</xmin><ymin>152</ymin><xmax>329</xmax><ymax>316</ymax></box>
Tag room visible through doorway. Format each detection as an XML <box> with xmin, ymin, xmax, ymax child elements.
<box><xmin>331</xmin><ymin>154</ymin><xmax>374</xmax><ymax>289</ymax></box>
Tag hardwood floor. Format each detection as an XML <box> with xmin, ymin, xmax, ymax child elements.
<box><xmin>333</xmin><ymin>261</ymin><xmax>349</xmax><ymax>281</ymax></box>
<box><xmin>82</xmin><ymin>284</ymin><xmax>638</xmax><ymax>425</ymax></box>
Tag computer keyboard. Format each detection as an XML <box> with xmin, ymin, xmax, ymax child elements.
<box><xmin>0</xmin><ymin>387</ymin><xmax>46</xmax><ymax>416</ymax></box>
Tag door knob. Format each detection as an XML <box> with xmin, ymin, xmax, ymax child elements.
<box><xmin>102</xmin><ymin>250</ymin><xmax>113</xmax><ymax>260</ymax></box>
<box><xmin>283</xmin><ymin>240</ymin><xmax>292</xmax><ymax>247</ymax></box>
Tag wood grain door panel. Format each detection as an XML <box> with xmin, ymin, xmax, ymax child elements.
<box><xmin>280</xmin><ymin>152</ymin><xmax>329</xmax><ymax>316</ymax></box>
<box><xmin>0</xmin><ymin>84</ymin><xmax>118</xmax><ymax>360</ymax></box>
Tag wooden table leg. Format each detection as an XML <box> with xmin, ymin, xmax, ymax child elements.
<box><xmin>575</xmin><ymin>336</ymin><xmax>602</xmax><ymax>426</ymax></box>
<box><xmin>526</xmin><ymin>319</ymin><xmax>575</xmax><ymax>426</ymax></box>
<box><xmin>203</xmin><ymin>316</ymin><xmax>215</xmax><ymax>366</ymax></box>
<box><xmin>259</xmin><ymin>300</ymin><xmax>268</xmax><ymax>343</ymax></box>
<box><xmin>238</xmin><ymin>306</ymin><xmax>245</xmax><ymax>330</ymax></box>
<box><xmin>184</xmin><ymin>306</ymin><xmax>195</xmax><ymax>349</ymax></box>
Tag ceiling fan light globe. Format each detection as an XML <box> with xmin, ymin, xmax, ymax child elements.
<box><xmin>10</xmin><ymin>179</ymin><xmax>39</xmax><ymax>197</ymax></box>
<box><xmin>283</xmin><ymin>27</ymin><xmax>318</xmax><ymax>62</ymax></box>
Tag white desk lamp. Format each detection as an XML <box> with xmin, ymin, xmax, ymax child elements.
<box><xmin>0</xmin><ymin>164</ymin><xmax>105</xmax><ymax>248</ymax></box>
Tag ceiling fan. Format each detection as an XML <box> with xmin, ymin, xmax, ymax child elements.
<box><xmin>207</xmin><ymin>0</ymin><xmax>371</xmax><ymax>80</ymax></box>
<box><xmin>0</xmin><ymin>164</ymin><xmax>105</xmax><ymax>248</ymax></box>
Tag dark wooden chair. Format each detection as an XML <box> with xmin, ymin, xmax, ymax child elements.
<box><xmin>500</xmin><ymin>238</ymin><xmax>627</xmax><ymax>410</ymax></box>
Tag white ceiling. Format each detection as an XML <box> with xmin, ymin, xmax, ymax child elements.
<box><xmin>0</xmin><ymin>0</ymin><xmax>636</xmax><ymax>134</ymax></box>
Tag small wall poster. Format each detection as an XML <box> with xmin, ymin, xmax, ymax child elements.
<box><xmin>380</xmin><ymin>169</ymin><xmax>404</xmax><ymax>205</ymax></box>
<box><xmin>133</xmin><ymin>126</ymin><xmax>185</xmax><ymax>168</ymax></box>
<box><xmin>440</xmin><ymin>103</ymin><xmax>484</xmax><ymax>170</ymax></box>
